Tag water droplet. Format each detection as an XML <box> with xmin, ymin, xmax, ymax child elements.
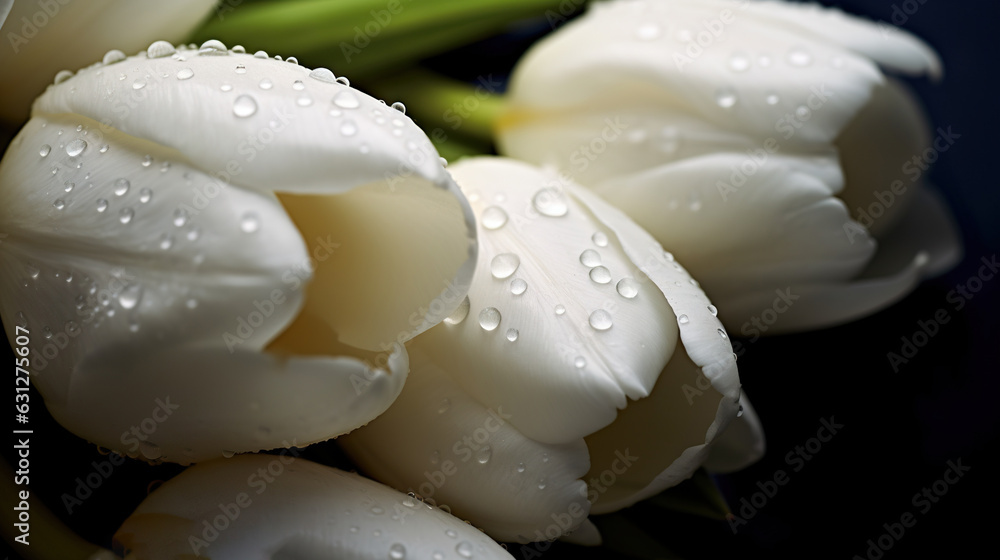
<box><xmin>232</xmin><ymin>45</ymin><xmax>245</xmax><ymax>54</ymax></box>
<box><xmin>349</xmin><ymin>526</ymin><xmax>359</xmax><ymax>534</ymax></box>
<box><xmin>678</xmin><ymin>314</ymin><xmax>690</xmax><ymax>325</ymax></box>
<box><xmin>389</xmin><ymin>543</ymin><xmax>407</xmax><ymax>559</ymax></box>
<box><xmin>222</xmin><ymin>449</ymin><xmax>237</xmax><ymax>458</ymax></box>
<box><xmin>65</xmin><ymin>139</ymin><xmax>87</xmax><ymax>157</ymax></box>
<box><xmin>220</xmin><ymin>83</ymin><xmax>233</xmax><ymax>92</ymax></box>
<box><xmin>480</xmin><ymin>206</ymin><xmax>508</xmax><ymax>230</ymax></box>
<box><xmin>476</xmin><ymin>446</ymin><xmax>492</xmax><ymax>464</ymax></box>
<box><xmin>580</xmin><ymin>249</ymin><xmax>601</xmax><ymax>267</ymax></box>
<box><xmin>716</xmin><ymin>88</ymin><xmax>737</xmax><ymax>108</ymax></box>
<box><xmin>200</xmin><ymin>39</ymin><xmax>227</xmax><ymax>53</ymax></box>
<box><xmin>139</xmin><ymin>441</ymin><xmax>161</xmax><ymax>460</ymax></box>
<box><xmin>15</xmin><ymin>312</ymin><xmax>27</xmax><ymax>328</ymax></box>
<box><xmin>765</xmin><ymin>93</ymin><xmax>780</xmax><ymax>105</ymax></box>
<box><xmin>240</xmin><ymin>212</ymin><xmax>260</xmax><ymax>233</ymax></box>
<box><xmin>340</xmin><ymin>119</ymin><xmax>358</xmax><ymax>136</ymax></box>
<box><xmin>336</xmin><ymin>76</ymin><xmax>351</xmax><ymax>87</ymax></box>
<box><xmin>532</xmin><ymin>188</ymin><xmax>569</xmax><ymax>217</ymax></box>
<box><xmin>52</xmin><ymin>199</ymin><xmax>66</xmax><ymax>210</ymax></box>
<box><xmin>437</xmin><ymin>398</ymin><xmax>451</xmax><ymax>414</ymax></box>
<box><xmin>139</xmin><ymin>188</ymin><xmax>153</xmax><ymax>203</ymax></box>
<box><xmin>574</xmin><ymin>356</ymin><xmax>586</xmax><ymax>369</ymax></box>
<box><xmin>286</xmin><ymin>56</ymin><xmax>299</xmax><ymax>65</ymax></box>
<box><xmin>333</xmin><ymin>90</ymin><xmax>360</xmax><ymax>109</ymax></box>
<box><xmin>589</xmin><ymin>309</ymin><xmax>613</xmax><ymax>331</ymax></box>
<box><xmin>729</xmin><ymin>53</ymin><xmax>750</xmax><ymax>72</ymax></box>
<box><xmin>114</xmin><ymin>178</ymin><xmax>130</xmax><ymax>196</ymax></box>
<box><xmin>555</xmin><ymin>304</ymin><xmax>566</xmax><ymax>316</ymax></box>
<box><xmin>257</xmin><ymin>77</ymin><xmax>273</xmax><ymax>90</ymax></box>
<box><xmin>54</xmin><ymin>69</ymin><xmax>73</xmax><ymax>84</ymax></box>
<box><xmin>159</xmin><ymin>234</ymin><xmax>174</xmax><ymax>250</ymax></box>
<box><xmin>296</xmin><ymin>96</ymin><xmax>313</xmax><ymax>107</ymax></box>
<box><xmin>370</xmin><ymin>506</ymin><xmax>384</xmax><ymax>515</ymax></box>
<box><xmin>147</xmin><ymin>40</ymin><xmax>175</xmax><ymax>58</ymax></box>
<box><xmin>118</xmin><ymin>207</ymin><xmax>134</xmax><ymax>224</ymax></box>
<box><xmin>537</xmin><ymin>478</ymin><xmax>547</xmax><ymax>490</ymax></box>
<box><xmin>796</xmin><ymin>105</ymin><xmax>810</xmax><ymax>119</ymax></box>
<box><xmin>132</xmin><ymin>79</ymin><xmax>146</xmax><ymax>90</ymax></box>
<box><xmin>391</xmin><ymin>101</ymin><xmax>406</xmax><ymax>114</ymax></box>
<box><xmin>478</xmin><ymin>307</ymin><xmax>501</xmax><ymax>331</ymax></box>
<box><xmin>99</xmin><ymin>144</ymin><xmax>109</xmax><ymax>153</ymax></box>
<box><xmin>616</xmin><ymin>278</ymin><xmax>639</xmax><ymax>298</ymax></box>
<box><xmin>589</xmin><ymin>266</ymin><xmax>612</xmax><ymax>284</ymax></box>
<box><xmin>737</xmin><ymin>405</ymin><xmax>745</xmax><ymax>418</ymax></box>
<box><xmin>490</xmin><ymin>253</ymin><xmax>520</xmax><ymax>279</ymax></box>
<box><xmin>592</xmin><ymin>232</ymin><xmax>609</xmax><ymax>247</ymax></box>
<box><xmin>235</xmin><ymin>64</ymin><xmax>247</xmax><ymax>74</ymax></box>
<box><xmin>96</xmin><ymin>199</ymin><xmax>109</xmax><ymax>213</ymax></box>
<box><xmin>444</xmin><ymin>296</ymin><xmax>471</xmax><ymax>325</ymax></box>
<box><xmin>172</xmin><ymin>208</ymin><xmax>189</xmax><ymax>227</ymax></box>
<box><xmin>186</xmin><ymin>228</ymin><xmax>201</xmax><ymax>241</ymax></box>
<box><xmin>455</xmin><ymin>542</ymin><xmax>474</xmax><ymax>558</ymax></box>
<box><xmin>254</xmin><ymin>50</ymin><xmax>268</xmax><ymax>58</ymax></box>
<box><xmin>718</xmin><ymin>328</ymin><xmax>728</xmax><ymax>339</ymax></box>
<box><xmin>176</xmin><ymin>67</ymin><xmax>194</xmax><ymax>80</ymax></box>
<box><xmin>506</xmin><ymin>328</ymin><xmax>519</xmax><ymax>342</ymax></box>
<box><xmin>65</xmin><ymin>320</ymin><xmax>80</xmax><ymax>335</ymax></box>
<box><xmin>758</xmin><ymin>54</ymin><xmax>773</xmax><ymax>67</ymax></box>
<box><xmin>787</xmin><ymin>47</ymin><xmax>812</xmax><ymax>67</ymax></box>
<box><xmin>291</xmin><ymin>80</ymin><xmax>305</xmax><ymax>91</ymax></box>
<box><xmin>707</xmin><ymin>304</ymin><xmax>718</xmax><ymax>316</ymax></box>
<box><xmin>636</xmin><ymin>22</ymin><xmax>661</xmax><ymax>40</ymax></box>
<box><xmin>185</xmin><ymin>298</ymin><xmax>198</xmax><ymax>309</ymax></box>
<box><xmin>510</xmin><ymin>278</ymin><xmax>527</xmax><ymax>295</ymax></box>
<box><xmin>141</xmin><ymin>155</ymin><xmax>153</xmax><ymax>167</ymax></box>
<box><xmin>42</xmin><ymin>326</ymin><xmax>53</xmax><ymax>339</ymax></box>
<box><xmin>39</xmin><ymin>144</ymin><xmax>51</xmax><ymax>157</ymax></box>
<box><xmin>118</xmin><ymin>284</ymin><xmax>142</xmax><ymax>309</ymax></box>
<box><xmin>102</xmin><ymin>49</ymin><xmax>126</xmax><ymax>65</ymax></box>
<box><xmin>233</xmin><ymin>94</ymin><xmax>258</xmax><ymax>117</ymax></box>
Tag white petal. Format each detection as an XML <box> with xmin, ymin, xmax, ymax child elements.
<box><xmin>703</xmin><ymin>396</ymin><xmax>765</xmax><ymax>474</ymax></box>
<box><xmin>115</xmin><ymin>454</ymin><xmax>513</xmax><ymax>560</ymax></box>
<box><xmin>339</xmin><ymin>345</ymin><xmax>592</xmax><ymax>544</ymax></box>
<box><xmin>29</xmin><ymin>44</ymin><xmax>477</xmax><ymax>351</ymax></box>
<box><xmin>416</xmin><ymin>157</ymin><xmax>682</xmax><ymax>444</ymax></box>
<box><xmin>0</xmin><ymin>0</ymin><xmax>217</xmax><ymax>124</ymax></box>
<box><xmin>867</xmin><ymin>186</ymin><xmax>961</xmax><ymax>279</ymax></box>
<box><xmin>60</xmin><ymin>343</ymin><xmax>407</xmax><ymax>463</ymax></box>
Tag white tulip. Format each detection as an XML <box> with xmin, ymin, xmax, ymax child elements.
<box><xmin>339</xmin><ymin>157</ymin><xmax>763</xmax><ymax>544</ymax></box>
<box><xmin>497</xmin><ymin>0</ymin><xmax>961</xmax><ymax>334</ymax></box>
<box><xmin>0</xmin><ymin>41</ymin><xmax>477</xmax><ymax>463</ymax></box>
<box><xmin>0</xmin><ymin>0</ymin><xmax>219</xmax><ymax>125</ymax></box>
<box><xmin>114</xmin><ymin>454</ymin><xmax>514</xmax><ymax>560</ymax></box>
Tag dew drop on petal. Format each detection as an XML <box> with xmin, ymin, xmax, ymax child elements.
<box><xmin>176</xmin><ymin>67</ymin><xmax>194</xmax><ymax>80</ymax></box>
<box><xmin>66</xmin><ymin>139</ymin><xmax>87</xmax><ymax>157</ymax></box>
<box><xmin>729</xmin><ymin>53</ymin><xmax>750</xmax><ymax>72</ymax></box>
<box><xmin>96</xmin><ymin>199</ymin><xmax>109</xmax><ymax>212</ymax></box>
<box><xmin>490</xmin><ymin>253</ymin><xmax>520</xmax><ymax>279</ymax></box>
<box><xmin>254</xmin><ymin>50</ymin><xmax>268</xmax><ymax>58</ymax></box>
<box><xmin>437</xmin><ymin>398</ymin><xmax>451</xmax><ymax>414</ymax></box>
<box><xmin>589</xmin><ymin>309</ymin><xmax>613</xmax><ymax>331</ymax></box>
<box><xmin>443</xmin><ymin>296</ymin><xmax>470</xmax><ymax>325</ymax></box>
<box><xmin>716</xmin><ymin>88</ymin><xmax>737</xmax><ymax>108</ymax></box>
<box><xmin>333</xmin><ymin>90</ymin><xmax>360</xmax><ymax>109</ymax></box>
<box><xmin>132</xmin><ymin>79</ymin><xmax>146</xmax><ymax>90</ymax></box>
<box><xmin>118</xmin><ymin>207</ymin><xmax>134</xmax><ymax>224</ymax></box>
<box><xmin>99</xmin><ymin>144</ymin><xmax>109</xmax><ymax>153</ymax></box>
<box><xmin>296</xmin><ymin>96</ymin><xmax>313</xmax><ymax>107</ymax></box>
<box><xmin>64</xmin><ymin>182</ymin><xmax>74</xmax><ymax>193</ymax></box>
<box><xmin>54</xmin><ymin>70</ymin><xmax>73</xmax><ymax>84</ymax></box>
<box><xmin>574</xmin><ymin>356</ymin><xmax>586</xmax><ymax>368</ymax></box>
<box><xmin>240</xmin><ymin>212</ymin><xmax>260</xmax><ymax>233</ymax></box>
<box><xmin>339</xmin><ymin>119</ymin><xmax>358</xmax><ymax>136</ymax></box>
<box><xmin>159</xmin><ymin>234</ymin><xmax>174</xmax><ymax>250</ymax></box>
<box><xmin>220</xmin><ymin>84</ymin><xmax>233</xmax><ymax>92</ymax></box>
<box><xmin>766</xmin><ymin>93</ymin><xmax>780</xmax><ymax>105</ymax></box>
<box><xmin>114</xmin><ymin>178</ymin><xmax>130</xmax><ymax>196</ymax></box>
<box><xmin>118</xmin><ymin>284</ymin><xmax>142</xmax><ymax>309</ymax></box>
<box><xmin>141</xmin><ymin>155</ymin><xmax>153</xmax><ymax>167</ymax></box>
<box><xmin>52</xmin><ymin>199</ymin><xmax>65</xmax><ymax>210</ymax></box>
<box><xmin>455</xmin><ymin>542</ymin><xmax>473</xmax><ymax>559</ymax></box>
<box><xmin>391</xmin><ymin>101</ymin><xmax>406</xmax><ymax>114</ymax></box>
<box><xmin>146</xmin><ymin>40</ymin><xmax>175</xmax><ymax>58</ymax></box>
<box><xmin>510</xmin><ymin>278</ymin><xmax>527</xmax><ymax>295</ymax></box>
<box><xmin>476</xmin><ymin>445</ymin><xmax>492</xmax><ymax>464</ymax></box>
<box><xmin>308</xmin><ymin>68</ymin><xmax>336</xmax><ymax>83</ymax></box>
<box><xmin>707</xmin><ymin>304</ymin><xmax>718</xmax><ymax>316</ymax></box>
<box><xmin>787</xmin><ymin>47</ymin><xmax>812</xmax><ymax>66</ymax></box>
<box><xmin>616</xmin><ymin>278</ymin><xmax>639</xmax><ymax>298</ymax></box>
<box><xmin>677</xmin><ymin>314</ymin><xmax>690</xmax><ymax>325</ymax></box>
<box><xmin>139</xmin><ymin>441</ymin><xmax>161</xmax><ymax>460</ymax></box>
<box><xmin>555</xmin><ymin>304</ymin><xmax>566</xmax><ymax>316</ymax></box>
<box><xmin>258</xmin><ymin>77</ymin><xmax>272</xmax><ymax>89</ymax></box>
<box><xmin>636</xmin><ymin>23</ymin><xmax>661</xmax><ymax>40</ymax></box>
<box><xmin>292</xmin><ymin>80</ymin><xmax>305</xmax><ymax>91</ymax></box>
<box><xmin>737</xmin><ymin>405</ymin><xmax>745</xmax><ymax>418</ymax></box>
<box><xmin>506</xmin><ymin>328</ymin><xmax>519</xmax><ymax>342</ymax></box>
<box><xmin>235</xmin><ymin>64</ymin><xmax>247</xmax><ymax>74</ymax></box>
<box><xmin>39</xmin><ymin>144</ymin><xmax>51</xmax><ymax>157</ymax></box>
<box><xmin>718</xmin><ymin>328</ymin><xmax>728</xmax><ymax>339</ymax></box>
<box><xmin>592</xmin><ymin>232</ymin><xmax>608</xmax><ymax>247</ymax></box>
<box><xmin>517</xmin><ymin>462</ymin><xmax>526</xmax><ymax>473</ymax></box>
<box><xmin>480</xmin><ymin>206</ymin><xmax>508</xmax><ymax>230</ymax></box>
<box><xmin>579</xmin><ymin>249</ymin><xmax>601</xmax><ymax>267</ymax></box>
<box><xmin>233</xmin><ymin>95</ymin><xmax>258</xmax><ymax>118</ymax></box>
<box><xmin>139</xmin><ymin>188</ymin><xmax>153</xmax><ymax>203</ymax></box>
<box><xmin>102</xmin><ymin>49</ymin><xmax>126</xmax><ymax>65</ymax></box>
<box><xmin>532</xmin><ymin>188</ymin><xmax>569</xmax><ymax>217</ymax></box>
<box><xmin>389</xmin><ymin>543</ymin><xmax>406</xmax><ymax>560</ymax></box>
<box><xmin>478</xmin><ymin>307</ymin><xmax>501</xmax><ymax>331</ymax></box>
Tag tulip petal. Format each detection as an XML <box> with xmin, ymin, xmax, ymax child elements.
<box><xmin>0</xmin><ymin>0</ymin><xmax>217</xmax><ymax>124</ymax></box>
<box><xmin>63</xmin><ymin>343</ymin><xmax>406</xmax><ymax>463</ymax></box>
<box><xmin>749</xmin><ymin>0</ymin><xmax>942</xmax><ymax>78</ymax></box>
<box><xmin>115</xmin><ymin>454</ymin><xmax>513</xmax><ymax>560</ymax></box>
<box><xmin>702</xmin><ymin>397</ymin><xmax>765</xmax><ymax>474</ymax></box>
<box><xmin>339</xmin><ymin>345</ymin><xmax>592</xmax><ymax>543</ymax></box>
<box><xmin>411</xmin><ymin>157</ymin><xmax>683</xmax><ymax>444</ymax></box>
<box><xmin>30</xmin><ymin>43</ymin><xmax>478</xmax><ymax>352</ymax></box>
<box><xmin>866</xmin><ymin>186</ymin><xmax>961</xmax><ymax>279</ymax></box>
<box><xmin>0</xmin><ymin>115</ymin><xmax>308</xmax><ymax>406</ymax></box>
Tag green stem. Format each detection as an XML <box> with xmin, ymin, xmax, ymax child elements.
<box><xmin>367</xmin><ymin>68</ymin><xmax>505</xmax><ymax>147</ymax></box>
<box><xmin>0</xmin><ymin>459</ymin><xmax>113</xmax><ymax>559</ymax></box>
<box><xmin>193</xmin><ymin>0</ymin><xmax>568</xmax><ymax>76</ymax></box>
